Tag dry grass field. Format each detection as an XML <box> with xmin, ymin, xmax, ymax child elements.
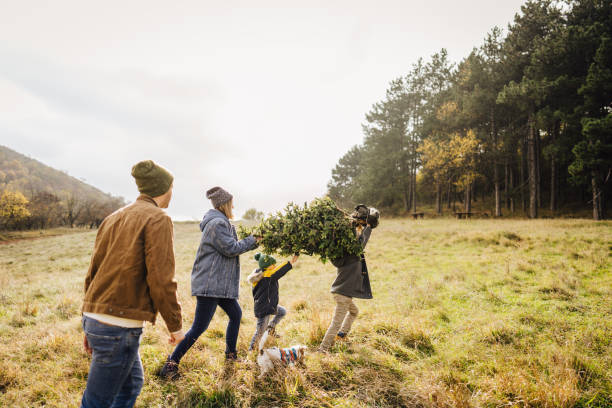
<box><xmin>0</xmin><ymin>218</ymin><xmax>610</xmax><ymax>407</ymax></box>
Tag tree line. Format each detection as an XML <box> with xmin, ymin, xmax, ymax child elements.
<box><xmin>0</xmin><ymin>146</ymin><xmax>126</xmax><ymax>231</ymax></box>
<box><xmin>0</xmin><ymin>190</ymin><xmax>124</xmax><ymax>231</ymax></box>
<box><xmin>328</xmin><ymin>0</ymin><xmax>611</xmax><ymax>220</ymax></box>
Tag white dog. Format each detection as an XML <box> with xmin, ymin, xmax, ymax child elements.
<box><xmin>256</xmin><ymin>329</ymin><xmax>307</xmax><ymax>378</ymax></box>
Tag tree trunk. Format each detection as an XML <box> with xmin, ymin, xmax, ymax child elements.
<box><xmin>436</xmin><ymin>182</ymin><xmax>442</xmax><ymax>215</ymax></box>
<box><xmin>504</xmin><ymin>159</ymin><xmax>509</xmax><ymax>210</ymax></box>
<box><xmin>521</xmin><ymin>136</ymin><xmax>526</xmax><ymax>213</ymax></box>
<box><xmin>535</xmin><ymin>127</ymin><xmax>541</xmax><ymax>209</ymax></box>
<box><xmin>550</xmin><ymin>121</ymin><xmax>559</xmax><ymax>213</ymax></box>
<box><xmin>491</xmin><ymin>108</ymin><xmax>501</xmax><ymax>217</ymax></box>
<box><xmin>550</xmin><ymin>151</ymin><xmax>557</xmax><ymax>213</ymax></box>
<box><xmin>412</xmin><ymin>163</ymin><xmax>417</xmax><ymax>213</ymax></box>
<box><xmin>510</xmin><ymin>166</ymin><xmax>515</xmax><ymax>213</ymax></box>
<box><xmin>447</xmin><ymin>180</ymin><xmax>452</xmax><ymax>209</ymax></box>
<box><xmin>495</xmin><ymin>164</ymin><xmax>502</xmax><ymax>217</ymax></box>
<box><xmin>528</xmin><ymin>114</ymin><xmax>538</xmax><ymax>219</ymax></box>
<box><xmin>592</xmin><ymin>171</ymin><xmax>602</xmax><ymax>220</ymax></box>
<box><xmin>482</xmin><ymin>182</ymin><xmax>485</xmax><ymax>203</ymax></box>
<box><xmin>465</xmin><ymin>182</ymin><xmax>472</xmax><ymax>213</ymax></box>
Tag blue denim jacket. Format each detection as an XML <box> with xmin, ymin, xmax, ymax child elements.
<box><xmin>191</xmin><ymin>209</ymin><xmax>257</xmax><ymax>299</ymax></box>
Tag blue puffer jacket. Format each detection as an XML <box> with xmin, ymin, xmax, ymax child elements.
<box><xmin>191</xmin><ymin>209</ymin><xmax>257</xmax><ymax>299</ymax></box>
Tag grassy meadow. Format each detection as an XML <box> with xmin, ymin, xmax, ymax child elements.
<box><xmin>0</xmin><ymin>218</ymin><xmax>610</xmax><ymax>407</ymax></box>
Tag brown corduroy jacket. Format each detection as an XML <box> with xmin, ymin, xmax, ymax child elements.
<box><xmin>82</xmin><ymin>195</ymin><xmax>182</xmax><ymax>332</ymax></box>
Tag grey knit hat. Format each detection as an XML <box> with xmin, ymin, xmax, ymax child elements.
<box><xmin>131</xmin><ymin>160</ymin><xmax>173</xmax><ymax>197</ymax></box>
<box><xmin>206</xmin><ymin>186</ymin><xmax>233</xmax><ymax>208</ymax></box>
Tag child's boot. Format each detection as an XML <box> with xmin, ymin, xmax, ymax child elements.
<box><xmin>267</xmin><ymin>325</ymin><xmax>280</xmax><ymax>338</ymax></box>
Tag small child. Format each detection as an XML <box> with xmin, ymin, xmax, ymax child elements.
<box><xmin>248</xmin><ymin>252</ymin><xmax>299</xmax><ymax>351</ymax></box>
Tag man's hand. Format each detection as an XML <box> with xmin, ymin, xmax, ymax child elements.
<box><xmin>83</xmin><ymin>334</ymin><xmax>92</xmax><ymax>355</ymax></box>
<box><xmin>291</xmin><ymin>254</ymin><xmax>299</xmax><ymax>265</ymax></box>
<box><xmin>169</xmin><ymin>330</ymin><xmax>185</xmax><ymax>345</ymax></box>
<box><xmin>255</xmin><ymin>235</ymin><xmax>263</xmax><ymax>243</ymax></box>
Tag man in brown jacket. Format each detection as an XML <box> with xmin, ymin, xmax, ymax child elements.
<box><xmin>80</xmin><ymin>160</ymin><xmax>184</xmax><ymax>408</ymax></box>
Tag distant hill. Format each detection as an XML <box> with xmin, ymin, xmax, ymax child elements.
<box><xmin>0</xmin><ymin>145</ymin><xmax>118</xmax><ymax>203</ymax></box>
<box><xmin>0</xmin><ymin>145</ymin><xmax>125</xmax><ymax>230</ymax></box>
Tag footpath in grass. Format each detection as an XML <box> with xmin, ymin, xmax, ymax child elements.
<box><xmin>0</xmin><ymin>227</ymin><xmax>91</xmax><ymax>243</ymax></box>
<box><xmin>0</xmin><ymin>219</ymin><xmax>610</xmax><ymax>407</ymax></box>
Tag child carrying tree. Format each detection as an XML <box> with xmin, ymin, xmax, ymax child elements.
<box><xmin>319</xmin><ymin>204</ymin><xmax>379</xmax><ymax>352</ymax></box>
<box><xmin>247</xmin><ymin>252</ymin><xmax>299</xmax><ymax>351</ymax></box>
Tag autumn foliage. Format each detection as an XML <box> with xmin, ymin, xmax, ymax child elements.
<box><xmin>0</xmin><ymin>191</ymin><xmax>30</xmax><ymax>229</ymax></box>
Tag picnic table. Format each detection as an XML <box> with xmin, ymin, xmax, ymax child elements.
<box><xmin>455</xmin><ymin>211</ymin><xmax>490</xmax><ymax>219</ymax></box>
<box><xmin>410</xmin><ymin>212</ymin><xmax>425</xmax><ymax>219</ymax></box>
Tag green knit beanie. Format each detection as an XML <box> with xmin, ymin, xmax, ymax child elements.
<box><xmin>254</xmin><ymin>253</ymin><xmax>276</xmax><ymax>270</ymax></box>
<box><xmin>131</xmin><ymin>160</ymin><xmax>174</xmax><ymax>197</ymax></box>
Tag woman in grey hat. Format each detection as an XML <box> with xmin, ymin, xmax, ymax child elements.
<box><xmin>160</xmin><ymin>186</ymin><xmax>259</xmax><ymax>378</ymax></box>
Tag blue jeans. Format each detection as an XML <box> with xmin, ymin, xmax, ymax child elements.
<box><xmin>170</xmin><ymin>296</ymin><xmax>242</xmax><ymax>363</ymax></box>
<box><xmin>81</xmin><ymin>316</ymin><xmax>144</xmax><ymax>408</ymax></box>
<box><xmin>249</xmin><ymin>305</ymin><xmax>287</xmax><ymax>350</ymax></box>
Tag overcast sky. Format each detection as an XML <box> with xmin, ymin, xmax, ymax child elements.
<box><xmin>0</xmin><ymin>0</ymin><xmax>527</xmax><ymax>220</ymax></box>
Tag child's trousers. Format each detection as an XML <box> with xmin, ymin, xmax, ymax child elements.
<box><xmin>319</xmin><ymin>293</ymin><xmax>358</xmax><ymax>350</ymax></box>
<box><xmin>249</xmin><ymin>305</ymin><xmax>287</xmax><ymax>350</ymax></box>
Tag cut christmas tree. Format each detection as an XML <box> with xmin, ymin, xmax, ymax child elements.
<box><xmin>237</xmin><ymin>197</ymin><xmax>362</xmax><ymax>262</ymax></box>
